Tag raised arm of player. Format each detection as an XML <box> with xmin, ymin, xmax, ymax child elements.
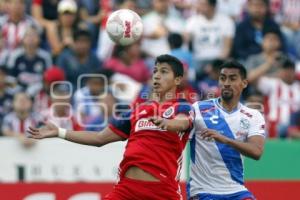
<box><xmin>27</xmin><ymin>122</ymin><xmax>124</xmax><ymax>147</ymax></box>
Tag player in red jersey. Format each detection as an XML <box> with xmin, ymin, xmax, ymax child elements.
<box><xmin>27</xmin><ymin>54</ymin><xmax>194</xmax><ymax>200</ymax></box>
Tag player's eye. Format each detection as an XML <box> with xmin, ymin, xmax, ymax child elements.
<box><xmin>230</xmin><ymin>76</ymin><xmax>237</xmax><ymax>81</ymax></box>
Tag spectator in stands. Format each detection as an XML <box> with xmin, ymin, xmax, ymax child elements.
<box><xmin>184</xmin><ymin>0</ymin><xmax>235</xmax><ymax>79</ymax></box>
<box><xmin>6</xmin><ymin>26</ymin><xmax>52</xmax><ymax>93</ymax></box>
<box><xmin>245</xmin><ymin>90</ymin><xmax>264</xmax><ymax>111</ymax></box>
<box><xmin>217</xmin><ymin>0</ymin><xmax>247</xmax><ymax>22</ymax></box>
<box><xmin>0</xmin><ymin>0</ymin><xmax>41</xmax><ymax>53</ymax></box>
<box><xmin>73</xmin><ymin>69</ymin><xmax>113</xmax><ymax>128</ymax></box>
<box><xmin>246</xmin><ymin>30</ymin><xmax>284</xmax><ymax>76</ymax></box>
<box><xmin>2</xmin><ymin>92</ymin><xmax>40</xmax><ymax>147</ymax></box>
<box><xmin>171</xmin><ymin>0</ymin><xmax>197</xmax><ymax>18</ymax></box>
<box><xmin>104</xmin><ymin>43</ymin><xmax>150</xmax><ymax>83</ymax></box>
<box><xmin>288</xmin><ymin>110</ymin><xmax>300</xmax><ymax>139</ymax></box>
<box><xmin>274</xmin><ymin>0</ymin><xmax>300</xmax><ymax>59</ymax></box>
<box><xmin>32</xmin><ymin>66</ymin><xmax>65</xmax><ymax>113</ymax></box>
<box><xmin>168</xmin><ymin>32</ymin><xmax>195</xmax><ymax>82</ymax></box>
<box><xmin>232</xmin><ymin>0</ymin><xmax>284</xmax><ymax>61</ymax></box>
<box><xmin>0</xmin><ymin>0</ymin><xmax>7</xmax><ymax>15</ymax></box>
<box><xmin>56</xmin><ymin>29</ymin><xmax>101</xmax><ymax>88</ymax></box>
<box><xmin>249</xmin><ymin>57</ymin><xmax>300</xmax><ymax>138</ymax></box>
<box><xmin>196</xmin><ymin>59</ymin><xmax>224</xmax><ymax>100</ymax></box>
<box><xmin>0</xmin><ymin>67</ymin><xmax>13</xmax><ymax>135</ymax></box>
<box><xmin>41</xmin><ymin>84</ymin><xmax>82</xmax><ymax>131</ymax></box>
<box><xmin>31</xmin><ymin>0</ymin><xmax>60</xmax><ymax>27</ymax></box>
<box><xmin>0</xmin><ymin>33</ymin><xmax>9</xmax><ymax>66</ymax></box>
<box><xmin>84</xmin><ymin>92</ymin><xmax>118</xmax><ymax>132</ymax></box>
<box><xmin>78</xmin><ymin>0</ymin><xmax>103</xmax><ymax>26</ymax></box>
<box><xmin>110</xmin><ymin>73</ymin><xmax>142</xmax><ymax>104</ymax></box>
<box><xmin>141</xmin><ymin>0</ymin><xmax>184</xmax><ymax>58</ymax></box>
<box><xmin>45</xmin><ymin>0</ymin><xmax>87</xmax><ymax>56</ymax></box>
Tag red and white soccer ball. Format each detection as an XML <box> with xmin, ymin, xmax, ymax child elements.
<box><xmin>106</xmin><ymin>9</ymin><xmax>143</xmax><ymax>46</ymax></box>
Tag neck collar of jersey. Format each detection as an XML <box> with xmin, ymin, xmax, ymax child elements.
<box><xmin>215</xmin><ymin>98</ymin><xmax>241</xmax><ymax>114</ymax></box>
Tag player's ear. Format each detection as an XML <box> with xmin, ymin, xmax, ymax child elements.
<box><xmin>175</xmin><ymin>76</ymin><xmax>182</xmax><ymax>86</ymax></box>
<box><xmin>242</xmin><ymin>78</ymin><xmax>248</xmax><ymax>89</ymax></box>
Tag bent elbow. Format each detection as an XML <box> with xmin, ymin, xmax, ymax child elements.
<box><xmin>251</xmin><ymin>150</ymin><xmax>263</xmax><ymax>160</ymax></box>
<box><xmin>252</xmin><ymin>154</ymin><xmax>261</xmax><ymax>160</ymax></box>
<box><xmin>95</xmin><ymin>142</ymin><xmax>105</xmax><ymax>147</ymax></box>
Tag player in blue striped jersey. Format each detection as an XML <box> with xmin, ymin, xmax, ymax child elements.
<box><xmin>188</xmin><ymin>60</ymin><xmax>265</xmax><ymax>200</ymax></box>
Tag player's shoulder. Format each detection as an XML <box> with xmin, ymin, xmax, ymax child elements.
<box><xmin>192</xmin><ymin>99</ymin><xmax>215</xmax><ymax>108</ymax></box>
<box><xmin>240</xmin><ymin>104</ymin><xmax>264</xmax><ymax>120</ymax></box>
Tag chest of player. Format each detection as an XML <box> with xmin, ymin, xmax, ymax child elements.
<box><xmin>131</xmin><ymin>102</ymin><xmax>177</xmax><ymax>132</ymax></box>
<box><xmin>196</xmin><ymin>109</ymin><xmax>251</xmax><ymax>142</ymax></box>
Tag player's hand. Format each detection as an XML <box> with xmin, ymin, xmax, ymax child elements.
<box><xmin>27</xmin><ymin>122</ymin><xmax>59</xmax><ymax>139</ymax></box>
<box><xmin>199</xmin><ymin>128</ymin><xmax>229</xmax><ymax>144</ymax></box>
<box><xmin>149</xmin><ymin>116</ymin><xmax>168</xmax><ymax>130</ymax></box>
<box><xmin>18</xmin><ymin>135</ymin><xmax>36</xmax><ymax>148</ymax></box>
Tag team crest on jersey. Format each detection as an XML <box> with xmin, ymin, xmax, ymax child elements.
<box><xmin>240</xmin><ymin>118</ymin><xmax>250</xmax><ymax>130</ymax></box>
<box><xmin>162</xmin><ymin>107</ymin><xmax>175</xmax><ymax>118</ymax></box>
<box><xmin>135</xmin><ymin>118</ymin><xmax>166</xmax><ymax>132</ymax></box>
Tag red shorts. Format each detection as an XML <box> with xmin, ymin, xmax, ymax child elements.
<box><xmin>104</xmin><ymin>177</ymin><xmax>182</xmax><ymax>200</ymax></box>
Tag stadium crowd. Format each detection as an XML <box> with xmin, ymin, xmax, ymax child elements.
<box><xmin>0</xmin><ymin>0</ymin><xmax>300</xmax><ymax>148</ymax></box>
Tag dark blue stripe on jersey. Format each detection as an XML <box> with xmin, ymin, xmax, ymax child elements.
<box><xmin>109</xmin><ymin>111</ymin><xmax>131</xmax><ymax>136</ymax></box>
<box><xmin>199</xmin><ymin>100</ymin><xmax>244</xmax><ymax>185</ymax></box>
<box><xmin>176</xmin><ymin>99</ymin><xmax>192</xmax><ymax>115</ymax></box>
<box><xmin>190</xmin><ymin>133</ymin><xmax>196</xmax><ymax>164</ymax></box>
<box><xmin>187</xmin><ymin>178</ymin><xmax>192</xmax><ymax>199</ymax></box>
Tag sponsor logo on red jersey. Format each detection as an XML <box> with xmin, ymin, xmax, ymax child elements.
<box><xmin>135</xmin><ymin>118</ymin><xmax>166</xmax><ymax>132</ymax></box>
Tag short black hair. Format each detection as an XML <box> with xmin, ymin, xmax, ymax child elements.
<box><xmin>211</xmin><ymin>59</ymin><xmax>225</xmax><ymax>72</ymax></box>
<box><xmin>281</xmin><ymin>57</ymin><xmax>295</xmax><ymax>70</ymax></box>
<box><xmin>155</xmin><ymin>54</ymin><xmax>184</xmax><ymax>77</ymax></box>
<box><xmin>220</xmin><ymin>60</ymin><xmax>247</xmax><ymax>79</ymax></box>
<box><xmin>74</xmin><ymin>29</ymin><xmax>92</xmax><ymax>41</ymax></box>
<box><xmin>207</xmin><ymin>0</ymin><xmax>217</xmax><ymax>7</ymax></box>
<box><xmin>168</xmin><ymin>33</ymin><xmax>183</xmax><ymax>49</ymax></box>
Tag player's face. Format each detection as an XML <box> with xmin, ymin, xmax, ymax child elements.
<box><xmin>152</xmin><ymin>63</ymin><xmax>181</xmax><ymax>96</ymax></box>
<box><xmin>219</xmin><ymin>68</ymin><xmax>247</xmax><ymax>101</ymax></box>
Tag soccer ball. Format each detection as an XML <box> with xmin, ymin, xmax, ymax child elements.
<box><xmin>106</xmin><ymin>9</ymin><xmax>143</xmax><ymax>46</ymax></box>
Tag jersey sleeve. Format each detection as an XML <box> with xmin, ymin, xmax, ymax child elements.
<box><xmin>175</xmin><ymin>100</ymin><xmax>194</xmax><ymax>130</ymax></box>
<box><xmin>108</xmin><ymin>111</ymin><xmax>131</xmax><ymax>139</ymax></box>
<box><xmin>248</xmin><ymin>110</ymin><xmax>266</xmax><ymax>138</ymax></box>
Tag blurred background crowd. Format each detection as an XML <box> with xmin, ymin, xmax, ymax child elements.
<box><xmin>0</xmin><ymin>0</ymin><xmax>300</xmax><ymax>148</ymax></box>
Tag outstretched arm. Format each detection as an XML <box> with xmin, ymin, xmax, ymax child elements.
<box><xmin>27</xmin><ymin>122</ymin><xmax>124</xmax><ymax>147</ymax></box>
<box><xmin>200</xmin><ymin>129</ymin><xmax>264</xmax><ymax>160</ymax></box>
<box><xmin>149</xmin><ymin>114</ymin><xmax>192</xmax><ymax>132</ymax></box>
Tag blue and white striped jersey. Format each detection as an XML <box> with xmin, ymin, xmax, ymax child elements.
<box><xmin>188</xmin><ymin>98</ymin><xmax>265</xmax><ymax>197</ymax></box>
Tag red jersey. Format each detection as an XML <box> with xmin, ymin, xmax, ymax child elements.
<box><xmin>109</xmin><ymin>99</ymin><xmax>193</xmax><ymax>195</ymax></box>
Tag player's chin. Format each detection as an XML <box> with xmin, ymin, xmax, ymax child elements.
<box><xmin>221</xmin><ymin>92</ymin><xmax>233</xmax><ymax>101</ymax></box>
<box><xmin>152</xmin><ymin>87</ymin><xmax>163</xmax><ymax>93</ymax></box>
